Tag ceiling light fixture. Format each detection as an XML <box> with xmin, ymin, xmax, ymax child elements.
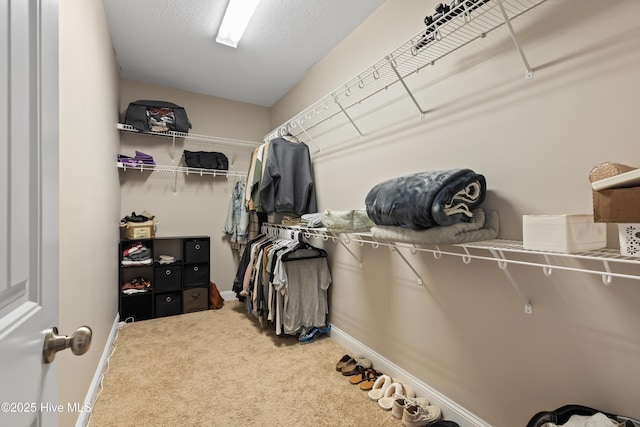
<box><xmin>215</xmin><ymin>0</ymin><xmax>261</xmax><ymax>48</ymax></box>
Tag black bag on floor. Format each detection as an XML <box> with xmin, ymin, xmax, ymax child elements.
<box><xmin>183</xmin><ymin>150</ymin><xmax>229</xmax><ymax>170</ymax></box>
<box><xmin>527</xmin><ymin>404</ymin><xmax>640</xmax><ymax>427</ymax></box>
<box><xmin>124</xmin><ymin>100</ymin><xmax>191</xmax><ymax>133</ymax></box>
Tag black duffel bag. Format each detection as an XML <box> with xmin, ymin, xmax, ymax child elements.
<box><xmin>124</xmin><ymin>100</ymin><xmax>191</xmax><ymax>133</ymax></box>
<box><xmin>183</xmin><ymin>150</ymin><xmax>229</xmax><ymax>170</ymax></box>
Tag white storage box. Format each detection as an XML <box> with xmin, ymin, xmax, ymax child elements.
<box><xmin>522</xmin><ymin>214</ymin><xmax>606</xmax><ymax>253</ymax></box>
<box><xmin>618</xmin><ymin>223</ymin><xmax>640</xmax><ymax>257</ymax></box>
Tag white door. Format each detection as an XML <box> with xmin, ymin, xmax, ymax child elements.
<box><xmin>0</xmin><ymin>0</ymin><xmax>61</xmax><ymax>426</ymax></box>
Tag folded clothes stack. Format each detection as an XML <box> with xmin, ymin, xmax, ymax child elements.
<box><xmin>121</xmin><ymin>243</ymin><xmax>152</xmax><ymax>266</ymax></box>
<box><xmin>117</xmin><ymin>150</ymin><xmax>156</xmax><ymax>167</ymax></box>
<box><xmin>158</xmin><ymin>255</ymin><xmax>176</xmax><ymax>265</ymax></box>
<box><xmin>121</xmin><ymin>276</ymin><xmax>152</xmax><ymax>294</ymax></box>
<box><xmin>120</xmin><ymin>211</ymin><xmax>155</xmax><ymax>225</ymax></box>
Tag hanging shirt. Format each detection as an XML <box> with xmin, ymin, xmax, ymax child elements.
<box><xmin>259</xmin><ymin>137</ymin><xmax>317</xmax><ymax>216</ymax></box>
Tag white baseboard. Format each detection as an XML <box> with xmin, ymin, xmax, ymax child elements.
<box><xmin>76</xmin><ymin>312</ymin><xmax>120</xmax><ymax>427</ymax></box>
<box><xmin>329</xmin><ymin>325</ymin><xmax>491</xmax><ymax>427</ymax></box>
<box><xmin>220</xmin><ymin>290</ymin><xmax>237</xmax><ymax>301</ymax></box>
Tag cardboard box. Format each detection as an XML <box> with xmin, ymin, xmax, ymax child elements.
<box><xmin>592</xmin><ymin>187</ymin><xmax>640</xmax><ymax>223</ymax></box>
<box><xmin>120</xmin><ymin>220</ymin><xmax>156</xmax><ymax>240</ymax></box>
<box><xmin>523</xmin><ymin>214</ymin><xmax>606</xmax><ymax>253</ymax></box>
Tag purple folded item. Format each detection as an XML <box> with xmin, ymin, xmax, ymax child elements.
<box><xmin>135</xmin><ymin>150</ymin><xmax>153</xmax><ymax>159</ymax></box>
<box><xmin>118</xmin><ymin>154</ymin><xmax>143</xmax><ymax>167</ymax></box>
<box><xmin>134</xmin><ymin>150</ymin><xmax>156</xmax><ymax>166</ymax></box>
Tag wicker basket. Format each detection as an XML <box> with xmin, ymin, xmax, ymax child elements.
<box><xmin>588</xmin><ymin>161</ymin><xmax>637</xmax><ymax>183</ymax></box>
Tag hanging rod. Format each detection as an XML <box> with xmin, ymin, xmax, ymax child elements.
<box><xmin>261</xmin><ymin>224</ymin><xmax>640</xmax><ymax>284</ymax></box>
<box><xmin>264</xmin><ymin>0</ymin><xmax>547</xmax><ymax>141</ymax></box>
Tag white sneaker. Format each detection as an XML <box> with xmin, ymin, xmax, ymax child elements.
<box><xmin>402</xmin><ymin>402</ymin><xmax>442</xmax><ymax>427</ymax></box>
<box><xmin>392</xmin><ymin>395</ymin><xmax>429</xmax><ymax>419</ymax></box>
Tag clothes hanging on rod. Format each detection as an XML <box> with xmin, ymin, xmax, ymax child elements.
<box><xmin>241</xmin><ymin>135</ymin><xmax>317</xmax><ymax>220</ymax></box>
<box><xmin>258</xmin><ymin>136</ymin><xmax>317</xmax><ymax>216</ymax></box>
<box><xmin>231</xmin><ymin>228</ymin><xmax>331</xmax><ymax>336</ymax></box>
<box><xmin>245</xmin><ymin>143</ymin><xmax>266</xmax><ymax>212</ymax></box>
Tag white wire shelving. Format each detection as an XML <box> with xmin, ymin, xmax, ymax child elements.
<box><xmin>117</xmin><ymin>123</ymin><xmax>261</xmax><ymax>160</ymax></box>
<box><xmin>262</xmin><ymin>223</ymin><xmax>640</xmax><ymax>315</ymax></box>
<box><xmin>116</xmin><ymin>161</ymin><xmax>247</xmax><ymax>178</ymax></box>
<box><xmin>265</xmin><ymin>0</ymin><xmax>547</xmax><ymax>143</ymax></box>
<box><xmin>117</xmin><ymin>162</ymin><xmax>247</xmax><ymax>194</ymax></box>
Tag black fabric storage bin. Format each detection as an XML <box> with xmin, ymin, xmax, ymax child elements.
<box><xmin>120</xmin><ymin>293</ymin><xmax>153</xmax><ymax>321</ymax></box>
<box><xmin>155</xmin><ymin>292</ymin><xmax>182</xmax><ymax>317</ymax></box>
<box><xmin>183</xmin><ymin>287</ymin><xmax>209</xmax><ymax>313</ymax></box>
<box><xmin>154</xmin><ymin>266</ymin><xmax>182</xmax><ymax>292</ymax></box>
<box><xmin>183</xmin><ymin>264</ymin><xmax>209</xmax><ymax>288</ymax></box>
<box><xmin>184</xmin><ymin>239</ymin><xmax>209</xmax><ymax>264</ymax></box>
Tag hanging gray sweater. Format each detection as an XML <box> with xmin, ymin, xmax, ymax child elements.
<box><xmin>259</xmin><ymin>137</ymin><xmax>317</xmax><ymax>216</ymax></box>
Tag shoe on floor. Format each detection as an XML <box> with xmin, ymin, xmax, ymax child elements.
<box><xmin>358</xmin><ymin>369</ymin><xmax>383</xmax><ymax>390</ymax></box>
<box><xmin>341</xmin><ymin>356</ymin><xmax>372</xmax><ymax>376</ymax></box>
<box><xmin>378</xmin><ymin>382</ymin><xmax>415</xmax><ymax>410</ymax></box>
<box><xmin>349</xmin><ymin>368</ymin><xmax>379</xmax><ymax>385</ymax></box>
<box><xmin>336</xmin><ymin>354</ymin><xmax>360</xmax><ymax>372</ymax></box>
<box><xmin>402</xmin><ymin>402</ymin><xmax>442</xmax><ymax>427</ymax></box>
<box><xmin>367</xmin><ymin>374</ymin><xmax>394</xmax><ymax>401</ymax></box>
<box><xmin>392</xmin><ymin>395</ymin><xmax>429</xmax><ymax>419</ymax></box>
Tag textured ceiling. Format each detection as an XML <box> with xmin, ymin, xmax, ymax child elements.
<box><xmin>102</xmin><ymin>0</ymin><xmax>385</xmax><ymax>107</ymax></box>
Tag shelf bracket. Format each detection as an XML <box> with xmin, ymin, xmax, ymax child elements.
<box><xmin>173</xmin><ymin>171</ymin><xmax>178</xmax><ymax>195</ymax></box>
<box><xmin>296</xmin><ymin>121</ymin><xmax>321</xmax><ymax>153</ymax></box>
<box><xmin>390</xmin><ymin>246</ymin><xmax>424</xmax><ymax>286</ymax></box>
<box><xmin>338</xmin><ymin>237</ymin><xmax>363</xmax><ymax>268</ymax></box>
<box><xmin>388</xmin><ymin>55</ymin><xmax>427</xmax><ymax>118</ymax></box>
<box><xmin>542</xmin><ymin>254</ymin><xmax>553</xmax><ymax>276</ymax></box>
<box><xmin>170</xmin><ymin>134</ymin><xmax>176</xmax><ymax>162</ymax></box>
<box><xmin>601</xmin><ymin>260</ymin><xmax>613</xmax><ymax>286</ymax></box>
<box><xmin>489</xmin><ymin>249</ymin><xmax>532</xmax><ymax>314</ymax></box>
<box><xmin>495</xmin><ymin>0</ymin><xmax>534</xmax><ymax>79</ymax></box>
<box><xmin>334</xmin><ymin>96</ymin><xmax>364</xmax><ymax>137</ymax></box>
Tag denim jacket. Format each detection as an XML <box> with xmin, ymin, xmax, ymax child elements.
<box><xmin>224</xmin><ymin>181</ymin><xmax>249</xmax><ymax>244</ymax></box>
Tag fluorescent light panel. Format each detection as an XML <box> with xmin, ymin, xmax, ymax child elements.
<box><xmin>216</xmin><ymin>0</ymin><xmax>261</xmax><ymax>48</ymax></box>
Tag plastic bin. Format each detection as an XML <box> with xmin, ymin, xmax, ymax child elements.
<box><xmin>523</xmin><ymin>214</ymin><xmax>606</xmax><ymax>253</ymax></box>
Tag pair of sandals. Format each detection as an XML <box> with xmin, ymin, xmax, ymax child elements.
<box><xmin>335</xmin><ymin>354</ymin><xmax>371</xmax><ymax>374</ymax></box>
<box><xmin>350</xmin><ymin>367</ymin><xmax>383</xmax><ymax>391</ymax></box>
<box><xmin>335</xmin><ymin>354</ymin><xmax>382</xmax><ymax>390</ymax></box>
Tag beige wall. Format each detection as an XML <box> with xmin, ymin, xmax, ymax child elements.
<box><xmin>118</xmin><ymin>79</ymin><xmax>270</xmax><ymax>292</ymax></box>
<box><xmin>58</xmin><ymin>0</ymin><xmax>121</xmax><ymax>425</ymax></box>
<box><xmin>273</xmin><ymin>0</ymin><xmax>640</xmax><ymax>425</ymax></box>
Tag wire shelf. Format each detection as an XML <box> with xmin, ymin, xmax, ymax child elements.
<box><xmin>262</xmin><ymin>223</ymin><xmax>640</xmax><ymax>315</ymax></box>
<box><xmin>117</xmin><ymin>123</ymin><xmax>261</xmax><ymax>149</ymax></box>
<box><xmin>266</xmin><ymin>0</ymin><xmax>547</xmax><ymax>141</ymax></box>
<box><xmin>117</xmin><ymin>162</ymin><xmax>247</xmax><ymax>178</ymax></box>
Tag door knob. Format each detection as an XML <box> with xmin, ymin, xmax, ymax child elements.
<box><xmin>42</xmin><ymin>326</ymin><xmax>92</xmax><ymax>364</ymax></box>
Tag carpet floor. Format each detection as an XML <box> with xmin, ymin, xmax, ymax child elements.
<box><xmin>87</xmin><ymin>301</ymin><xmax>403</xmax><ymax>426</ymax></box>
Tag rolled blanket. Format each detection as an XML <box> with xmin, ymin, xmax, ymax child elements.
<box><xmin>371</xmin><ymin>209</ymin><xmax>499</xmax><ymax>245</ymax></box>
<box><xmin>365</xmin><ymin>169</ymin><xmax>486</xmax><ymax>230</ymax></box>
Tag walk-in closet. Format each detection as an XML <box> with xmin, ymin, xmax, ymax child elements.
<box><xmin>4</xmin><ymin>1</ymin><xmax>640</xmax><ymax>426</ymax></box>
